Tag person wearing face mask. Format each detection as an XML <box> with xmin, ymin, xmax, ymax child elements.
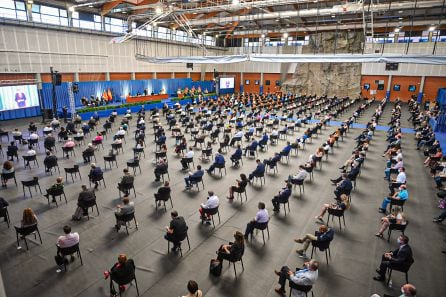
<box><xmin>373</xmin><ymin>235</ymin><xmax>414</xmax><ymax>282</ymax></box>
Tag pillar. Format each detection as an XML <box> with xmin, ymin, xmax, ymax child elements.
<box><xmin>187</xmin><ymin>72</ymin><xmax>191</xmax><ymax>79</ymax></box>
<box><xmin>171</xmin><ymin>72</ymin><xmax>175</xmax><ymax>79</ymax></box>
<box><xmin>74</xmin><ymin>72</ymin><xmax>79</xmax><ymax>82</ymax></box>
<box><xmin>240</xmin><ymin>72</ymin><xmax>244</xmax><ymax>93</ymax></box>
<box><xmin>418</xmin><ymin>76</ymin><xmax>425</xmax><ymax>104</ymax></box>
<box><xmin>428</xmin><ymin>31</ymin><xmax>433</xmax><ymax>42</ymax></box>
<box><xmin>131</xmin><ymin>72</ymin><xmax>136</xmax><ymax>80</ymax></box>
<box><xmin>393</xmin><ymin>33</ymin><xmax>399</xmax><ymax>43</ymax></box>
<box><xmin>260</xmin><ymin>72</ymin><xmax>264</xmax><ymax>95</ymax></box>
<box><xmin>153</xmin><ymin>72</ymin><xmax>157</xmax><ymax>79</ymax></box>
<box><xmin>386</xmin><ymin>75</ymin><xmax>392</xmax><ymax>101</ymax></box>
<box><xmin>105</xmin><ymin>72</ymin><xmax>110</xmax><ymax>81</ymax></box>
<box><xmin>26</xmin><ymin>2</ymin><xmax>33</xmax><ymax>22</ymax></box>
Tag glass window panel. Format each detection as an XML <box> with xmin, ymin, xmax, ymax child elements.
<box><xmin>60</xmin><ymin>17</ymin><xmax>68</xmax><ymax>26</ymax></box>
<box><xmin>95</xmin><ymin>23</ymin><xmax>102</xmax><ymax>30</ymax></box>
<box><xmin>105</xmin><ymin>24</ymin><xmax>111</xmax><ymax>31</ymax></box>
<box><xmin>72</xmin><ymin>19</ymin><xmax>80</xmax><ymax>27</ymax></box>
<box><xmin>72</xmin><ymin>11</ymin><xmax>79</xmax><ymax>19</ymax></box>
<box><xmin>110</xmin><ymin>25</ymin><xmax>123</xmax><ymax>33</ymax></box>
<box><xmin>41</xmin><ymin>5</ymin><xmax>60</xmax><ymax>16</ymax></box>
<box><xmin>16</xmin><ymin>10</ymin><xmax>27</xmax><ymax>20</ymax></box>
<box><xmin>110</xmin><ymin>17</ymin><xmax>122</xmax><ymax>25</ymax></box>
<box><xmin>15</xmin><ymin>1</ymin><xmax>26</xmax><ymax>11</ymax></box>
<box><xmin>79</xmin><ymin>20</ymin><xmax>94</xmax><ymax>29</ymax></box>
<box><xmin>31</xmin><ymin>4</ymin><xmax>39</xmax><ymax>12</ymax></box>
<box><xmin>59</xmin><ymin>9</ymin><xmax>67</xmax><ymax>17</ymax></box>
<box><xmin>41</xmin><ymin>14</ymin><xmax>60</xmax><ymax>25</ymax></box>
<box><xmin>0</xmin><ymin>0</ymin><xmax>15</xmax><ymax>9</ymax></box>
<box><xmin>0</xmin><ymin>7</ymin><xmax>16</xmax><ymax>19</ymax></box>
<box><xmin>158</xmin><ymin>26</ymin><xmax>167</xmax><ymax>33</ymax></box>
<box><xmin>94</xmin><ymin>15</ymin><xmax>101</xmax><ymax>22</ymax></box>
<box><xmin>32</xmin><ymin>12</ymin><xmax>41</xmax><ymax>22</ymax></box>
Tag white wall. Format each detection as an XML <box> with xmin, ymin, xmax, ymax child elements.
<box><xmin>361</xmin><ymin>42</ymin><xmax>446</xmax><ymax>76</ymax></box>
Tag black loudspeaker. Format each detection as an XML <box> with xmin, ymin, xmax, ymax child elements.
<box><xmin>186</xmin><ymin>63</ymin><xmax>193</xmax><ymax>70</ymax></box>
<box><xmin>213</xmin><ymin>70</ymin><xmax>219</xmax><ymax>79</ymax></box>
<box><xmin>53</xmin><ymin>73</ymin><xmax>62</xmax><ymax>86</ymax></box>
<box><xmin>72</xmin><ymin>83</ymin><xmax>79</xmax><ymax>93</ymax></box>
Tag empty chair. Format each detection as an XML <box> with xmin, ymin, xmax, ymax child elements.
<box><xmin>64</xmin><ymin>165</ymin><xmax>82</xmax><ymax>183</ymax></box>
<box><xmin>21</xmin><ymin>177</ymin><xmax>42</xmax><ymax>197</ymax></box>
<box><xmin>104</xmin><ymin>154</ymin><xmax>118</xmax><ymax>170</ymax></box>
<box><xmin>14</xmin><ymin>224</ymin><xmax>42</xmax><ymax>250</ymax></box>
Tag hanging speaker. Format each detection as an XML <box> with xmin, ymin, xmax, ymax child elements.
<box><xmin>186</xmin><ymin>63</ymin><xmax>193</xmax><ymax>70</ymax></box>
<box><xmin>53</xmin><ymin>73</ymin><xmax>62</xmax><ymax>86</ymax></box>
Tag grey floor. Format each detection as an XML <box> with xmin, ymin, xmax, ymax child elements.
<box><xmin>0</xmin><ymin>101</ymin><xmax>444</xmax><ymax>297</ymax></box>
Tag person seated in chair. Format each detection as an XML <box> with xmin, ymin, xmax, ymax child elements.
<box><xmin>154</xmin><ymin>181</ymin><xmax>171</xmax><ymax>207</ymax></box>
<box><xmin>206</xmin><ymin>149</ymin><xmax>225</xmax><ymax>174</ymax></box>
<box><xmin>274</xmin><ymin>259</ymin><xmax>319</xmax><ymax>296</ymax></box>
<box><xmin>373</xmin><ymin>235</ymin><xmax>413</xmax><ymax>282</ymax></box>
<box><xmin>55</xmin><ymin>225</ymin><xmax>80</xmax><ymax>273</ymax></box>
<box><xmin>82</xmin><ymin>143</ymin><xmax>95</xmax><ymax>163</ymax></box>
<box><xmin>88</xmin><ymin>163</ymin><xmax>103</xmax><ymax>190</ymax></box>
<box><xmin>6</xmin><ymin>141</ymin><xmax>18</xmax><ymax>161</ymax></box>
<box><xmin>315</xmin><ymin>194</ymin><xmax>350</xmax><ymax>221</ymax></box>
<box><xmin>287</xmin><ymin>165</ymin><xmax>309</xmax><ymax>184</ymax></box>
<box><xmin>180</xmin><ymin>147</ymin><xmax>194</xmax><ymax>170</ymax></box>
<box><xmin>280</xmin><ymin>141</ymin><xmax>292</xmax><ymax>157</ymax></box>
<box><xmin>375</xmin><ymin>207</ymin><xmax>407</xmax><ymax>238</ymax></box>
<box><xmin>230</xmin><ymin>130</ymin><xmax>243</xmax><ymax>146</ymax></box>
<box><xmin>193</xmin><ymin>132</ymin><xmax>206</xmax><ymax>148</ymax></box>
<box><xmin>24</xmin><ymin>145</ymin><xmax>36</xmax><ymax>167</ymax></box>
<box><xmin>330</xmin><ymin>162</ymin><xmax>360</xmax><ymax>185</ymax></box>
<box><xmin>114</xmin><ymin>197</ymin><xmax>135</xmax><ymax>231</ymax></box>
<box><xmin>244</xmin><ymin>202</ymin><xmax>269</xmax><ymax>239</ymax></box>
<box><xmin>230</xmin><ymin>145</ymin><xmax>243</xmax><ymax>167</ymax></box>
<box><xmin>378</xmin><ymin>184</ymin><xmax>408</xmax><ymax>213</ymax></box>
<box><xmin>156</xmin><ymin>132</ymin><xmax>167</xmax><ymax>146</ymax></box>
<box><xmin>220</xmin><ymin>134</ymin><xmax>230</xmax><ymax>149</ymax></box>
<box><xmin>244</xmin><ymin>138</ymin><xmax>258</xmax><ymax>157</ymax></box>
<box><xmin>63</xmin><ymin>138</ymin><xmax>75</xmax><ymax>157</ymax></box>
<box><xmin>227</xmin><ymin>173</ymin><xmax>248</xmax><ymax>200</ymax></box>
<box><xmin>271</xmin><ymin>182</ymin><xmax>292</xmax><ymax>212</ymax></box>
<box><xmin>117</xmin><ymin>169</ymin><xmax>134</xmax><ymax>195</ymax></box>
<box><xmin>1</xmin><ymin>161</ymin><xmax>14</xmax><ymax>188</ymax></box>
<box><xmin>264</xmin><ymin>152</ymin><xmax>281</xmax><ymax>168</ymax></box>
<box><xmin>249</xmin><ymin>159</ymin><xmax>266</xmax><ymax>181</ymax></box>
<box><xmin>294</xmin><ymin>225</ymin><xmax>334</xmax><ymax>258</ymax></box>
<box><xmin>389</xmin><ymin>167</ymin><xmax>406</xmax><ymax>195</ymax></box>
<box><xmin>259</xmin><ymin>132</ymin><xmax>269</xmax><ymax>150</ymax></box>
<box><xmin>184</xmin><ymin>165</ymin><xmax>204</xmax><ymax>189</ymax></box>
<box><xmin>43</xmin><ymin>151</ymin><xmax>58</xmax><ymax>172</ymax></box>
<box><xmin>72</xmin><ymin>185</ymin><xmax>96</xmax><ymax>220</ymax></box>
<box><xmin>216</xmin><ymin>231</ymin><xmax>245</xmax><ymax>262</ymax></box>
<box><xmin>104</xmin><ymin>254</ymin><xmax>135</xmax><ymax>296</ymax></box>
<box><xmin>199</xmin><ymin>191</ymin><xmax>219</xmax><ymax>224</ymax></box>
<box><xmin>44</xmin><ymin>176</ymin><xmax>64</xmax><ymax>203</ymax></box>
<box><xmin>154</xmin><ymin>158</ymin><xmax>168</xmax><ymax>182</ymax></box>
<box><xmin>332</xmin><ymin>173</ymin><xmax>353</xmax><ymax>200</ymax></box>
<box><xmin>164</xmin><ymin>210</ymin><xmax>188</xmax><ymax>252</ymax></box>
<box><xmin>200</xmin><ymin>141</ymin><xmax>213</xmax><ymax>161</ymax></box>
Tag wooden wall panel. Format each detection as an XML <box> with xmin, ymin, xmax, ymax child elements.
<box><xmin>110</xmin><ymin>73</ymin><xmax>131</xmax><ymax>81</ymax></box>
<box><xmin>174</xmin><ymin>72</ymin><xmax>188</xmax><ymax>79</ymax></box>
<box><xmin>79</xmin><ymin>73</ymin><xmax>106</xmax><ymax>82</ymax></box>
<box><xmin>424</xmin><ymin>77</ymin><xmax>446</xmax><ymax>102</ymax></box>
<box><xmin>190</xmin><ymin>73</ymin><xmax>201</xmax><ymax>81</ymax></box>
<box><xmin>389</xmin><ymin>76</ymin><xmax>421</xmax><ymax>102</ymax></box>
<box><xmin>135</xmin><ymin>73</ymin><xmax>154</xmax><ymax>80</ymax></box>
<box><xmin>263</xmin><ymin>73</ymin><xmax>281</xmax><ymax>93</ymax></box>
<box><xmin>361</xmin><ymin>75</ymin><xmax>389</xmax><ymax>99</ymax></box>
<box><xmin>242</xmin><ymin>73</ymin><xmax>261</xmax><ymax>93</ymax></box>
<box><xmin>157</xmin><ymin>72</ymin><xmax>172</xmax><ymax>79</ymax></box>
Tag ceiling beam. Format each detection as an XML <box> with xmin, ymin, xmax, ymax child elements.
<box><xmin>101</xmin><ymin>0</ymin><xmax>124</xmax><ymax>16</ymax></box>
<box><xmin>225</xmin><ymin>21</ymin><xmax>239</xmax><ymax>38</ymax></box>
<box><xmin>133</xmin><ymin>0</ymin><xmax>159</xmax><ymax>14</ymax></box>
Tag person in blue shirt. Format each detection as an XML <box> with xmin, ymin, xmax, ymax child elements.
<box><xmin>244</xmin><ymin>139</ymin><xmax>258</xmax><ymax>156</ymax></box>
<box><xmin>249</xmin><ymin>159</ymin><xmax>265</xmax><ymax>181</ymax></box>
<box><xmin>271</xmin><ymin>182</ymin><xmax>292</xmax><ymax>212</ymax></box>
<box><xmin>207</xmin><ymin>149</ymin><xmax>225</xmax><ymax>174</ymax></box>
<box><xmin>184</xmin><ymin>165</ymin><xmax>205</xmax><ymax>189</ymax></box>
<box><xmin>263</xmin><ymin>152</ymin><xmax>281</xmax><ymax>167</ymax></box>
<box><xmin>379</xmin><ymin>184</ymin><xmax>408</xmax><ymax>213</ymax></box>
<box><xmin>259</xmin><ymin>133</ymin><xmax>269</xmax><ymax>150</ymax></box>
<box><xmin>156</xmin><ymin>133</ymin><xmax>166</xmax><ymax>146</ymax></box>
<box><xmin>230</xmin><ymin>145</ymin><xmax>243</xmax><ymax>167</ymax></box>
<box><xmin>280</xmin><ymin>141</ymin><xmax>292</xmax><ymax>157</ymax></box>
<box><xmin>88</xmin><ymin>163</ymin><xmax>103</xmax><ymax>189</ymax></box>
<box><xmin>245</xmin><ymin>126</ymin><xmax>255</xmax><ymax>141</ymax></box>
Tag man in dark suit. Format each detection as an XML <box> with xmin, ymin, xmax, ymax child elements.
<box><xmin>271</xmin><ymin>182</ymin><xmax>292</xmax><ymax>212</ymax></box>
<box><xmin>206</xmin><ymin>149</ymin><xmax>225</xmax><ymax>174</ymax></box>
<box><xmin>185</xmin><ymin>165</ymin><xmax>204</xmax><ymax>189</ymax></box>
<box><xmin>117</xmin><ymin>168</ymin><xmax>134</xmax><ymax>195</ymax></box>
<box><xmin>230</xmin><ymin>145</ymin><xmax>243</xmax><ymax>167</ymax></box>
<box><xmin>244</xmin><ymin>139</ymin><xmax>258</xmax><ymax>156</ymax></box>
<box><xmin>154</xmin><ymin>181</ymin><xmax>171</xmax><ymax>206</ymax></box>
<box><xmin>88</xmin><ymin>163</ymin><xmax>103</xmax><ymax>189</ymax></box>
<box><xmin>72</xmin><ymin>185</ymin><xmax>96</xmax><ymax>220</ymax></box>
<box><xmin>249</xmin><ymin>159</ymin><xmax>266</xmax><ymax>181</ymax></box>
<box><xmin>330</xmin><ymin>163</ymin><xmax>360</xmax><ymax>184</ymax></box>
<box><xmin>164</xmin><ymin>210</ymin><xmax>188</xmax><ymax>252</ymax></box>
<box><xmin>333</xmin><ymin>173</ymin><xmax>353</xmax><ymax>199</ymax></box>
<box><xmin>373</xmin><ymin>235</ymin><xmax>414</xmax><ymax>281</ymax></box>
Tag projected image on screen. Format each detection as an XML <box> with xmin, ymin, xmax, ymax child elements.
<box><xmin>219</xmin><ymin>77</ymin><xmax>235</xmax><ymax>89</ymax></box>
<box><xmin>0</xmin><ymin>85</ymin><xmax>39</xmax><ymax>111</ymax></box>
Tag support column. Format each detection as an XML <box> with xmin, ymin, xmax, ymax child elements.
<box><xmin>153</xmin><ymin>72</ymin><xmax>157</xmax><ymax>79</ymax></box>
<box><xmin>260</xmin><ymin>72</ymin><xmax>264</xmax><ymax>95</ymax></box>
<box><xmin>26</xmin><ymin>2</ymin><xmax>33</xmax><ymax>21</ymax></box>
<box><xmin>131</xmin><ymin>72</ymin><xmax>136</xmax><ymax>80</ymax></box>
<box><xmin>240</xmin><ymin>72</ymin><xmax>244</xmax><ymax>93</ymax></box>
<box><xmin>418</xmin><ymin>76</ymin><xmax>425</xmax><ymax>103</ymax></box>
<box><xmin>428</xmin><ymin>31</ymin><xmax>434</xmax><ymax>42</ymax></box>
<box><xmin>105</xmin><ymin>72</ymin><xmax>110</xmax><ymax>81</ymax></box>
<box><xmin>187</xmin><ymin>72</ymin><xmax>191</xmax><ymax>79</ymax></box>
<box><xmin>74</xmin><ymin>72</ymin><xmax>79</xmax><ymax>82</ymax></box>
<box><xmin>171</xmin><ymin>72</ymin><xmax>175</xmax><ymax>79</ymax></box>
<box><xmin>386</xmin><ymin>75</ymin><xmax>392</xmax><ymax>101</ymax></box>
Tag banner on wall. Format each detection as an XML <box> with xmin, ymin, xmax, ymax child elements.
<box><xmin>0</xmin><ymin>84</ymin><xmax>39</xmax><ymax>111</ymax></box>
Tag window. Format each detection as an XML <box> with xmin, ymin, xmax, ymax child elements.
<box><xmin>73</xmin><ymin>12</ymin><xmax>101</xmax><ymax>30</ymax></box>
<box><xmin>32</xmin><ymin>4</ymin><xmax>68</xmax><ymax>26</ymax></box>
<box><xmin>0</xmin><ymin>0</ymin><xmax>27</xmax><ymax>21</ymax></box>
<box><xmin>105</xmin><ymin>17</ymin><xmax>125</xmax><ymax>33</ymax></box>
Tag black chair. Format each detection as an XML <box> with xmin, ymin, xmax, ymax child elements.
<box><xmin>133</xmin><ymin>147</ymin><xmax>145</xmax><ymax>159</ymax></box>
<box><xmin>202</xmin><ymin>206</ymin><xmax>220</xmax><ymax>228</ymax></box>
<box><xmin>387</xmin><ymin>222</ymin><xmax>408</xmax><ymax>242</ymax></box>
<box><xmin>62</xmin><ymin>146</ymin><xmax>76</xmax><ymax>158</ymax></box>
<box><xmin>189</xmin><ymin>176</ymin><xmax>204</xmax><ymax>191</ymax></box>
<box><xmin>0</xmin><ymin>207</ymin><xmax>10</xmax><ymax>228</ymax></box>
<box><xmin>279</xmin><ymin>199</ymin><xmax>291</xmax><ymax>216</ymax></box>
<box><xmin>288</xmin><ymin>281</ymin><xmax>314</xmax><ymax>297</ymax></box>
<box><xmin>23</xmin><ymin>155</ymin><xmax>39</xmax><ymax>169</ymax></box>
<box><xmin>21</xmin><ymin>177</ymin><xmax>42</xmax><ymax>197</ymax></box>
<box><xmin>250</xmin><ymin>220</ymin><xmax>269</xmax><ymax>244</ymax></box>
<box><xmin>389</xmin><ymin>198</ymin><xmax>406</xmax><ymax>212</ymax></box>
<box><xmin>1</xmin><ymin>171</ymin><xmax>17</xmax><ymax>187</ymax></box>
<box><xmin>214</xmin><ymin>162</ymin><xmax>227</xmax><ymax>177</ymax></box>
<box><xmin>266</xmin><ymin>161</ymin><xmax>278</xmax><ymax>175</ymax></box>
<box><xmin>253</xmin><ymin>172</ymin><xmax>266</xmax><ymax>186</ymax></box>
<box><xmin>73</xmin><ymin>135</ymin><xmax>84</xmax><ymax>146</ymax></box>
<box><xmin>155</xmin><ymin>151</ymin><xmax>166</xmax><ymax>161</ymax></box>
<box><xmin>310</xmin><ymin>238</ymin><xmax>332</xmax><ymax>265</ymax></box>
<box><xmin>224</xmin><ymin>248</ymin><xmax>244</xmax><ymax>280</ymax></box>
<box><xmin>59</xmin><ymin>243</ymin><xmax>83</xmax><ymax>272</ymax></box>
<box><xmin>28</xmin><ymin>138</ymin><xmax>40</xmax><ymax>149</ymax></box>
<box><xmin>104</xmin><ymin>155</ymin><xmax>118</xmax><ymax>169</ymax></box>
<box><xmin>83</xmin><ymin>150</ymin><xmax>97</xmax><ymax>163</ymax></box>
<box><xmin>167</xmin><ymin>230</ymin><xmax>191</xmax><ymax>257</ymax></box>
<box><xmin>235</xmin><ymin>187</ymin><xmax>248</xmax><ymax>204</ymax></box>
<box><xmin>386</xmin><ymin>259</ymin><xmax>414</xmax><ymax>286</ymax></box>
<box><xmin>154</xmin><ymin>192</ymin><xmax>173</xmax><ymax>212</ymax></box>
<box><xmin>89</xmin><ymin>172</ymin><xmax>106</xmax><ymax>188</ymax></box>
<box><xmin>183</xmin><ymin>157</ymin><xmax>194</xmax><ymax>169</ymax></box>
<box><xmin>46</xmin><ymin>188</ymin><xmax>68</xmax><ymax>207</ymax></box>
<box><xmin>64</xmin><ymin>165</ymin><xmax>82</xmax><ymax>183</ymax></box>
<box><xmin>0</xmin><ymin>131</ymin><xmax>9</xmax><ymax>142</ymax></box>
<box><xmin>115</xmin><ymin>212</ymin><xmax>138</xmax><ymax>235</ymax></box>
<box><xmin>13</xmin><ymin>135</ymin><xmax>24</xmax><ymax>145</ymax></box>
<box><xmin>291</xmin><ymin>179</ymin><xmax>305</xmax><ymax>196</ymax></box>
<box><xmin>82</xmin><ymin>199</ymin><xmax>100</xmax><ymax>220</ymax></box>
<box><xmin>110</xmin><ymin>269</ymin><xmax>140</xmax><ymax>297</ymax></box>
<box><xmin>314</xmin><ymin>156</ymin><xmax>323</xmax><ymax>170</ymax></box>
<box><xmin>327</xmin><ymin>208</ymin><xmax>346</xmax><ymax>231</ymax></box>
<box><xmin>44</xmin><ymin>158</ymin><xmax>60</xmax><ymax>175</ymax></box>
<box><xmin>118</xmin><ymin>182</ymin><xmax>136</xmax><ymax>198</ymax></box>
<box><xmin>159</xmin><ymin>167</ymin><xmax>170</xmax><ymax>182</ymax></box>
<box><xmin>127</xmin><ymin>159</ymin><xmax>142</xmax><ymax>175</ymax></box>
<box><xmin>92</xmin><ymin>139</ymin><xmax>104</xmax><ymax>150</ymax></box>
<box><xmin>14</xmin><ymin>224</ymin><xmax>42</xmax><ymax>250</ymax></box>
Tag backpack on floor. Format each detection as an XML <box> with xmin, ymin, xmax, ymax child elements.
<box><xmin>209</xmin><ymin>259</ymin><xmax>222</xmax><ymax>276</ymax></box>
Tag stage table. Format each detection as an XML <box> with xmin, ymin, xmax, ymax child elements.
<box><xmin>126</xmin><ymin>94</ymin><xmax>169</xmax><ymax>103</ymax></box>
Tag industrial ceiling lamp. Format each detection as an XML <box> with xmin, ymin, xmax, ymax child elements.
<box><xmin>155</xmin><ymin>6</ymin><xmax>162</xmax><ymax>14</ymax></box>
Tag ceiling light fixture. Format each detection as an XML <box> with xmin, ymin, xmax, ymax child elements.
<box><xmin>88</xmin><ymin>5</ymin><xmax>93</xmax><ymax>8</ymax></box>
<box><xmin>232</xmin><ymin>0</ymin><xmax>240</xmax><ymax>5</ymax></box>
<box><xmin>261</xmin><ymin>34</ymin><xmax>265</xmax><ymax>38</ymax></box>
<box><xmin>155</xmin><ymin>7</ymin><xmax>162</xmax><ymax>14</ymax></box>
<box><xmin>398</xmin><ymin>17</ymin><xmax>403</xmax><ymax>20</ymax></box>
<box><xmin>429</xmin><ymin>26</ymin><xmax>436</xmax><ymax>31</ymax></box>
<box><xmin>331</xmin><ymin>15</ymin><xmax>336</xmax><ymax>18</ymax></box>
<box><xmin>27</xmin><ymin>0</ymin><xmax>33</xmax><ymax>4</ymax></box>
<box><xmin>215</xmin><ymin>34</ymin><xmax>218</xmax><ymax>38</ymax></box>
<box><xmin>394</xmin><ymin>28</ymin><xmax>400</xmax><ymax>33</ymax></box>
<box><xmin>69</xmin><ymin>6</ymin><xmax>75</xmax><ymax>12</ymax></box>
<box><xmin>283</xmin><ymin>33</ymin><xmax>288</xmax><ymax>38</ymax></box>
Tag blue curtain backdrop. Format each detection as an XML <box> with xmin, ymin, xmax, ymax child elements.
<box><xmin>0</xmin><ymin>78</ymin><xmax>214</xmax><ymax>121</ymax></box>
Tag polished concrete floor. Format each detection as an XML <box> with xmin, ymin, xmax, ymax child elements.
<box><xmin>0</xmin><ymin>101</ymin><xmax>444</xmax><ymax>297</ymax></box>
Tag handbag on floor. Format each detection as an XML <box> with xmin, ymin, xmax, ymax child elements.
<box><xmin>209</xmin><ymin>259</ymin><xmax>222</xmax><ymax>276</ymax></box>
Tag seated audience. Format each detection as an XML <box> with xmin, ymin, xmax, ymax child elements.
<box><xmin>273</xmin><ymin>259</ymin><xmax>319</xmax><ymax>296</ymax></box>
<box><xmin>294</xmin><ymin>225</ymin><xmax>334</xmax><ymax>258</ymax></box>
<box><xmin>117</xmin><ymin>168</ymin><xmax>134</xmax><ymax>195</ymax></box>
<box><xmin>248</xmin><ymin>159</ymin><xmax>266</xmax><ymax>181</ymax></box>
<box><xmin>164</xmin><ymin>210</ymin><xmax>188</xmax><ymax>252</ymax></box>
<box><xmin>181</xmin><ymin>280</ymin><xmax>202</xmax><ymax>297</ymax></box>
<box><xmin>375</xmin><ymin>207</ymin><xmax>407</xmax><ymax>238</ymax></box>
<box><xmin>55</xmin><ymin>225</ymin><xmax>80</xmax><ymax>272</ymax></box>
<box><xmin>315</xmin><ymin>194</ymin><xmax>350</xmax><ymax>220</ymax></box>
<box><xmin>206</xmin><ymin>149</ymin><xmax>225</xmax><ymax>174</ymax></box>
<box><xmin>271</xmin><ymin>182</ymin><xmax>292</xmax><ymax>213</ymax></box>
<box><xmin>199</xmin><ymin>191</ymin><xmax>219</xmax><ymax>224</ymax></box>
<box><xmin>154</xmin><ymin>181</ymin><xmax>171</xmax><ymax>206</ymax></box>
<box><xmin>72</xmin><ymin>185</ymin><xmax>96</xmax><ymax>220</ymax></box>
<box><xmin>104</xmin><ymin>254</ymin><xmax>135</xmax><ymax>296</ymax></box>
<box><xmin>244</xmin><ymin>202</ymin><xmax>269</xmax><ymax>239</ymax></box>
<box><xmin>184</xmin><ymin>165</ymin><xmax>204</xmax><ymax>189</ymax></box>
<box><xmin>115</xmin><ymin>197</ymin><xmax>135</xmax><ymax>231</ymax></box>
<box><xmin>378</xmin><ymin>184</ymin><xmax>408</xmax><ymax>213</ymax></box>
<box><xmin>43</xmin><ymin>176</ymin><xmax>64</xmax><ymax>203</ymax></box>
<box><xmin>227</xmin><ymin>173</ymin><xmax>248</xmax><ymax>200</ymax></box>
<box><xmin>216</xmin><ymin>231</ymin><xmax>245</xmax><ymax>262</ymax></box>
